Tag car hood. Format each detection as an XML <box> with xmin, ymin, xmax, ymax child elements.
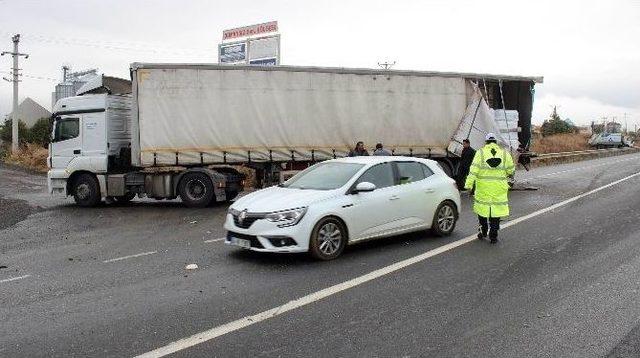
<box><xmin>231</xmin><ymin>186</ymin><xmax>340</xmax><ymax>213</ymax></box>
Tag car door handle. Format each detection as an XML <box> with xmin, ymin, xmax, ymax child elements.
<box><xmin>424</xmin><ymin>188</ymin><xmax>435</xmax><ymax>193</ymax></box>
<box><xmin>389</xmin><ymin>195</ymin><xmax>400</xmax><ymax>201</ymax></box>
<box><xmin>73</xmin><ymin>149</ymin><xmax>81</xmax><ymax>155</ymax></box>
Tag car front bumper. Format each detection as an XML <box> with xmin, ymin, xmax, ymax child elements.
<box><xmin>223</xmin><ymin>214</ymin><xmax>311</xmax><ymax>253</ymax></box>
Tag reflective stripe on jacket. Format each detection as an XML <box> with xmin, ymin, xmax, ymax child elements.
<box><xmin>464</xmin><ymin>143</ymin><xmax>515</xmax><ymax>218</ymax></box>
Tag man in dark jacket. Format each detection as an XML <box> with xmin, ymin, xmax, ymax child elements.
<box><xmin>457</xmin><ymin>139</ymin><xmax>475</xmax><ymax>189</ymax></box>
<box><xmin>349</xmin><ymin>141</ymin><xmax>369</xmax><ymax>157</ymax></box>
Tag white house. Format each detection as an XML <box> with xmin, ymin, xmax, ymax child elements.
<box><xmin>6</xmin><ymin>97</ymin><xmax>51</xmax><ymax>128</ymax></box>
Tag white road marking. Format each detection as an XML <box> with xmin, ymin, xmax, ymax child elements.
<box><xmin>203</xmin><ymin>238</ymin><xmax>225</xmax><ymax>243</ymax></box>
<box><xmin>135</xmin><ymin>171</ymin><xmax>640</xmax><ymax>358</ymax></box>
<box><xmin>522</xmin><ymin>155</ymin><xmax>640</xmax><ymax>181</ymax></box>
<box><xmin>0</xmin><ymin>275</ymin><xmax>31</xmax><ymax>283</ymax></box>
<box><xmin>103</xmin><ymin>251</ymin><xmax>157</xmax><ymax>263</ymax></box>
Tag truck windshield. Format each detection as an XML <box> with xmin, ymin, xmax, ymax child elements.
<box><xmin>282</xmin><ymin>162</ymin><xmax>364</xmax><ymax>190</ymax></box>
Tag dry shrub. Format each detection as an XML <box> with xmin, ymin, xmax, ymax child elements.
<box><xmin>232</xmin><ymin>165</ymin><xmax>257</xmax><ymax>189</ymax></box>
<box><xmin>5</xmin><ymin>143</ymin><xmax>48</xmax><ymax>173</ymax></box>
<box><xmin>531</xmin><ymin>133</ymin><xmax>591</xmax><ymax>154</ymax></box>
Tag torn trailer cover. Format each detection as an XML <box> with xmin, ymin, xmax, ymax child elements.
<box><xmin>130</xmin><ymin>63</ymin><xmax>542</xmax><ymax>167</ymax></box>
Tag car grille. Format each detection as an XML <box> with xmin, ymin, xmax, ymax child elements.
<box><xmin>232</xmin><ymin>212</ymin><xmax>265</xmax><ymax>229</ymax></box>
<box><xmin>227</xmin><ymin>232</ymin><xmax>264</xmax><ymax>249</ymax></box>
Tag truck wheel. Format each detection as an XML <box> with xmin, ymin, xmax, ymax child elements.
<box><xmin>73</xmin><ymin>174</ymin><xmax>101</xmax><ymax>207</ymax></box>
<box><xmin>178</xmin><ymin>172</ymin><xmax>214</xmax><ymax>208</ymax></box>
<box><xmin>225</xmin><ymin>189</ymin><xmax>239</xmax><ymax>202</ymax></box>
<box><xmin>436</xmin><ymin>160</ymin><xmax>454</xmax><ymax>178</ymax></box>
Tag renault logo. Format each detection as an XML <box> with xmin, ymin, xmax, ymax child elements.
<box><xmin>238</xmin><ymin>209</ymin><xmax>248</xmax><ymax>224</ymax></box>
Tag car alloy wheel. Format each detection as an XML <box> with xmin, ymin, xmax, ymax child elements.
<box><xmin>432</xmin><ymin>201</ymin><xmax>457</xmax><ymax>236</ymax></box>
<box><xmin>437</xmin><ymin>204</ymin><xmax>455</xmax><ymax>232</ymax></box>
<box><xmin>310</xmin><ymin>217</ymin><xmax>347</xmax><ymax>260</ymax></box>
<box><xmin>318</xmin><ymin>222</ymin><xmax>342</xmax><ymax>256</ymax></box>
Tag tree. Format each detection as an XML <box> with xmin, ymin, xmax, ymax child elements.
<box><xmin>541</xmin><ymin>106</ymin><xmax>575</xmax><ymax>136</ymax></box>
<box><xmin>0</xmin><ymin>119</ymin><xmax>29</xmax><ymax>144</ymax></box>
<box><xmin>0</xmin><ymin>118</ymin><xmax>52</xmax><ymax>147</ymax></box>
<box><xmin>27</xmin><ymin>118</ymin><xmax>52</xmax><ymax>147</ymax></box>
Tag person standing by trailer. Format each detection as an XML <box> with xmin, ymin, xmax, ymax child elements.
<box><xmin>456</xmin><ymin>139</ymin><xmax>475</xmax><ymax>189</ymax></box>
<box><xmin>349</xmin><ymin>141</ymin><xmax>369</xmax><ymax>157</ymax></box>
<box><xmin>372</xmin><ymin>143</ymin><xmax>392</xmax><ymax>156</ymax></box>
<box><xmin>464</xmin><ymin>133</ymin><xmax>515</xmax><ymax>244</ymax></box>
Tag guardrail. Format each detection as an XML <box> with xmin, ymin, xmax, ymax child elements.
<box><xmin>530</xmin><ymin>147</ymin><xmax>639</xmax><ymax>167</ymax></box>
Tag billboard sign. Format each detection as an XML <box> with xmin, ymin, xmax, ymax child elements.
<box><xmin>219</xmin><ymin>42</ymin><xmax>246</xmax><ymax>64</ymax></box>
<box><xmin>249</xmin><ymin>58</ymin><xmax>277</xmax><ymax>66</ymax></box>
<box><xmin>223</xmin><ymin>21</ymin><xmax>278</xmax><ymax>40</ymax></box>
<box><xmin>248</xmin><ymin>35</ymin><xmax>279</xmax><ymax>60</ymax></box>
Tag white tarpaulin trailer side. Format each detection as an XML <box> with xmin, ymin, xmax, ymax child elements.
<box><xmin>131</xmin><ymin>64</ymin><xmax>527</xmax><ymax>167</ymax></box>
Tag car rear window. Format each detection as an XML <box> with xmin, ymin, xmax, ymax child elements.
<box><xmin>396</xmin><ymin>161</ymin><xmax>426</xmax><ymax>184</ymax></box>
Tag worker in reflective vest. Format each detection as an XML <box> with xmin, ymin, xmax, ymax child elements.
<box><xmin>464</xmin><ymin>133</ymin><xmax>515</xmax><ymax>243</ymax></box>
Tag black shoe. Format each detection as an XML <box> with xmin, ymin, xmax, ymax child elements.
<box><xmin>477</xmin><ymin>232</ymin><xmax>486</xmax><ymax>240</ymax></box>
<box><xmin>490</xmin><ymin>238</ymin><xmax>498</xmax><ymax>244</ymax></box>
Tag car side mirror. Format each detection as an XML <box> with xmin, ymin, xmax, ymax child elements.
<box><xmin>354</xmin><ymin>182</ymin><xmax>376</xmax><ymax>193</ymax></box>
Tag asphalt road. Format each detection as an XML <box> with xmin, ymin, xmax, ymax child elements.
<box><xmin>1</xmin><ymin>153</ymin><xmax>640</xmax><ymax>357</ymax></box>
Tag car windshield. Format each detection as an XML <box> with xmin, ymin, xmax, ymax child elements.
<box><xmin>282</xmin><ymin>162</ymin><xmax>365</xmax><ymax>190</ymax></box>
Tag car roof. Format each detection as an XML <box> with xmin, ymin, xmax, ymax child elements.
<box><xmin>330</xmin><ymin>156</ymin><xmax>435</xmax><ymax>165</ymax></box>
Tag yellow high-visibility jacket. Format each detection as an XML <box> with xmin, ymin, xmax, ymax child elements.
<box><xmin>464</xmin><ymin>142</ymin><xmax>515</xmax><ymax>218</ymax></box>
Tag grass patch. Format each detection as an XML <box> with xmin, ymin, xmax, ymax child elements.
<box><xmin>531</xmin><ymin>133</ymin><xmax>591</xmax><ymax>154</ymax></box>
<box><xmin>4</xmin><ymin>143</ymin><xmax>48</xmax><ymax>173</ymax></box>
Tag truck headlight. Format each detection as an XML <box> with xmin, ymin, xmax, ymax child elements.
<box><xmin>265</xmin><ymin>207</ymin><xmax>307</xmax><ymax>227</ymax></box>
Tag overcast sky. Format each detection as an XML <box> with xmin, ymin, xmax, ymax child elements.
<box><xmin>1</xmin><ymin>0</ymin><xmax>639</xmax><ymax>127</ymax></box>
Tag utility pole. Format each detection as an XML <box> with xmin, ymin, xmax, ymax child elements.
<box><xmin>1</xmin><ymin>34</ymin><xmax>29</xmax><ymax>153</ymax></box>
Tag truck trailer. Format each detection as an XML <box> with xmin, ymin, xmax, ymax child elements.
<box><xmin>47</xmin><ymin>63</ymin><xmax>542</xmax><ymax>207</ymax></box>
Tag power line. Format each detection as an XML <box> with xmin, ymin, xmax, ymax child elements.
<box><xmin>0</xmin><ymin>70</ymin><xmax>57</xmax><ymax>81</ymax></box>
<box><xmin>0</xmin><ymin>31</ymin><xmax>215</xmax><ymax>56</ymax></box>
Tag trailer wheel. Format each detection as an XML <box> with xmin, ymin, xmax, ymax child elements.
<box><xmin>73</xmin><ymin>173</ymin><xmax>101</xmax><ymax>207</ymax></box>
<box><xmin>178</xmin><ymin>172</ymin><xmax>214</xmax><ymax>208</ymax></box>
<box><xmin>113</xmin><ymin>192</ymin><xmax>136</xmax><ymax>204</ymax></box>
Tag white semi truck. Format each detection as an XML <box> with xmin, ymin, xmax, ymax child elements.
<box><xmin>47</xmin><ymin>63</ymin><xmax>542</xmax><ymax>207</ymax></box>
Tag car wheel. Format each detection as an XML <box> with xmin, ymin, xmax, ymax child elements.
<box><xmin>309</xmin><ymin>217</ymin><xmax>347</xmax><ymax>260</ymax></box>
<box><xmin>431</xmin><ymin>201</ymin><xmax>457</xmax><ymax>236</ymax></box>
<box><xmin>178</xmin><ymin>172</ymin><xmax>215</xmax><ymax>208</ymax></box>
<box><xmin>73</xmin><ymin>173</ymin><xmax>101</xmax><ymax>207</ymax></box>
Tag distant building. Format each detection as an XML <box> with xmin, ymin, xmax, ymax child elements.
<box><xmin>6</xmin><ymin>97</ymin><xmax>51</xmax><ymax>128</ymax></box>
<box><xmin>51</xmin><ymin>68</ymin><xmax>99</xmax><ymax>109</ymax></box>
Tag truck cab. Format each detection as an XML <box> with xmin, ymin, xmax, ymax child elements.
<box><xmin>48</xmin><ymin>94</ymin><xmax>128</xmax><ymax>201</ymax></box>
<box><xmin>48</xmin><ymin>93</ymin><xmax>244</xmax><ymax>207</ymax></box>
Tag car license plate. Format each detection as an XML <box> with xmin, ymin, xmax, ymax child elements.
<box><xmin>229</xmin><ymin>236</ymin><xmax>251</xmax><ymax>249</ymax></box>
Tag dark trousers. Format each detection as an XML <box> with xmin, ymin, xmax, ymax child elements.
<box><xmin>478</xmin><ymin>216</ymin><xmax>501</xmax><ymax>238</ymax></box>
<box><xmin>456</xmin><ymin>170</ymin><xmax>469</xmax><ymax>189</ymax></box>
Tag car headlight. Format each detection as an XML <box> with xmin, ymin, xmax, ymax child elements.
<box><xmin>228</xmin><ymin>207</ymin><xmax>240</xmax><ymax>216</ymax></box>
<box><xmin>265</xmin><ymin>207</ymin><xmax>307</xmax><ymax>227</ymax></box>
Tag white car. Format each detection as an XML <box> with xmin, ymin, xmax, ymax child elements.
<box><xmin>224</xmin><ymin>156</ymin><xmax>461</xmax><ymax>260</ymax></box>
